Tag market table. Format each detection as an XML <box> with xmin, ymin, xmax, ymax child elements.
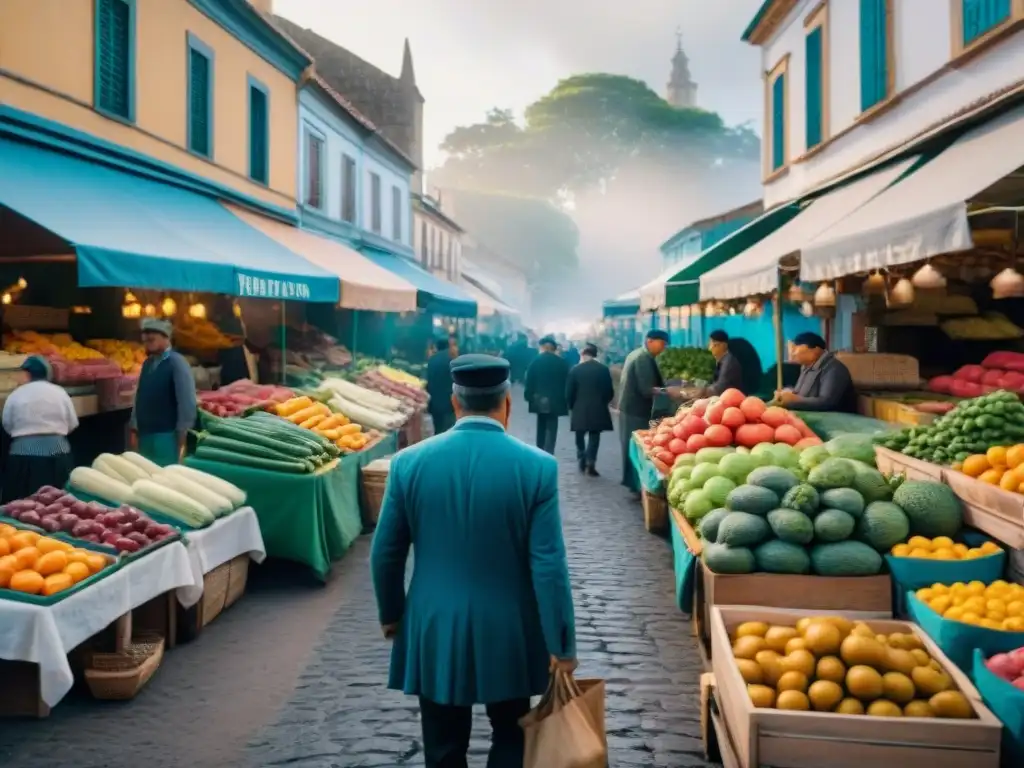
<box><xmin>0</xmin><ymin>540</ymin><xmax>193</xmax><ymax>707</ymax></box>
<box><xmin>797</xmin><ymin>410</ymin><xmax>899</xmax><ymax>441</ymax></box>
<box><xmin>629</xmin><ymin>433</ymin><xmax>665</xmax><ymax>493</ymax></box>
<box><xmin>175</xmin><ymin>507</ymin><xmax>266</xmax><ymax>609</ymax></box>
<box><xmin>184</xmin><ymin>433</ymin><xmax>397</xmax><ymax>580</ymax></box>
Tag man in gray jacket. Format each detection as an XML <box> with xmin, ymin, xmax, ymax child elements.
<box><xmin>775</xmin><ymin>332</ymin><xmax>856</xmax><ymax>413</ymax></box>
<box><xmin>698</xmin><ymin>330</ymin><xmax>745</xmax><ymax>397</ymax></box>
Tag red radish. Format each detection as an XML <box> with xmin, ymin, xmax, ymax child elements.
<box><xmin>774</xmin><ymin>424</ymin><xmax>802</xmax><ymax>445</ymax></box>
<box><xmin>668</xmin><ymin>438</ymin><xmax>687</xmax><ymax>455</ymax></box>
<box><xmin>718</xmin><ymin>388</ymin><xmax>744</xmax><ymax>409</ymax></box>
<box><xmin>760</xmin><ymin>406</ymin><xmax>789</xmax><ymax>428</ymax></box>
<box><xmin>721</xmin><ymin>407</ymin><xmax>746</xmax><ymax>429</ymax></box>
<box><xmin>704</xmin><ymin>424</ymin><xmax>733</xmax><ymax>447</ymax></box>
<box><xmin>691</xmin><ymin>399</ymin><xmax>710</xmax><ymax>417</ymax></box>
<box><xmin>686</xmin><ymin>433</ymin><xmax>709</xmax><ymax>453</ymax></box>
<box><xmin>735</xmin><ymin>423</ymin><xmax>774</xmax><ymax>448</ymax></box>
<box><xmin>682</xmin><ymin>415</ymin><xmax>708</xmax><ymax>438</ymax></box>
<box><xmin>739</xmin><ymin>396</ymin><xmax>766</xmax><ymax>422</ymax></box>
<box><xmin>705</xmin><ymin>402</ymin><xmax>727</xmax><ymax>425</ymax></box>
<box><xmin>795</xmin><ymin>436</ymin><xmax>824</xmax><ymax>448</ymax></box>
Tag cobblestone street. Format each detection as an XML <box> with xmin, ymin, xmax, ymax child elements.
<box><xmin>0</xmin><ymin>392</ymin><xmax>714</xmax><ymax>768</ymax></box>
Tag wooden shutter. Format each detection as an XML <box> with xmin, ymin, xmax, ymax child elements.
<box><xmin>249</xmin><ymin>87</ymin><xmax>269</xmax><ymax>184</ymax></box>
<box><xmin>805</xmin><ymin>27</ymin><xmax>824</xmax><ymax>149</ymax></box>
<box><xmin>188</xmin><ymin>48</ymin><xmax>210</xmax><ymax>156</ymax></box>
<box><xmin>771</xmin><ymin>73</ymin><xmax>786</xmax><ymax>170</ymax></box>
<box><xmin>96</xmin><ymin>0</ymin><xmax>132</xmax><ymax>119</ymax></box>
<box><xmin>859</xmin><ymin>0</ymin><xmax>888</xmax><ymax>111</ymax></box>
<box><xmin>962</xmin><ymin>0</ymin><xmax>1012</xmax><ymax>45</ymax></box>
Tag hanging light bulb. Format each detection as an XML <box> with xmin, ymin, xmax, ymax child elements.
<box><xmin>864</xmin><ymin>271</ymin><xmax>886</xmax><ymax>296</ymax></box>
<box><xmin>1</xmin><ymin>293</ymin><xmax>11</xmax><ymax>305</ymax></box>
<box><xmin>743</xmin><ymin>299</ymin><xmax>759</xmax><ymax>317</ymax></box>
<box><xmin>142</xmin><ymin>303</ymin><xmax>156</xmax><ymax>317</ymax></box>
<box><xmin>188</xmin><ymin>302</ymin><xmax>207</xmax><ymax>319</ymax></box>
<box><xmin>911</xmin><ymin>263</ymin><xmax>946</xmax><ymax>289</ymax></box>
<box><xmin>122</xmin><ymin>302</ymin><xmax>141</xmax><ymax>319</ymax></box>
<box><xmin>991</xmin><ymin>268</ymin><xmax>1024</xmax><ymax>299</ymax></box>
<box><xmin>232</xmin><ymin>301</ymin><xmax>243</xmax><ymax>318</ymax></box>
<box><xmin>889</xmin><ymin>277</ymin><xmax>915</xmax><ymax>307</ymax></box>
<box><xmin>161</xmin><ymin>297</ymin><xmax>177</xmax><ymax>317</ymax></box>
<box><xmin>800</xmin><ymin>300</ymin><xmax>814</xmax><ymax>317</ymax></box>
<box><xmin>124</xmin><ymin>291</ymin><xmax>137</xmax><ymax>304</ymax></box>
<box><xmin>813</xmin><ymin>282</ymin><xmax>836</xmax><ymax>307</ymax></box>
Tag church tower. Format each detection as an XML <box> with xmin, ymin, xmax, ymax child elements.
<box><xmin>666</xmin><ymin>30</ymin><xmax>698</xmax><ymax>108</ymax></box>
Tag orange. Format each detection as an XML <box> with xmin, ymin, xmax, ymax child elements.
<box><xmin>66</xmin><ymin>550</ymin><xmax>91</xmax><ymax>566</ymax></box>
<box><xmin>0</xmin><ymin>538</ymin><xmax>9</xmax><ymax>557</ymax></box>
<box><xmin>63</xmin><ymin>561</ymin><xmax>90</xmax><ymax>584</ymax></box>
<box><xmin>83</xmin><ymin>554</ymin><xmax>107</xmax><ymax>575</ymax></box>
<box><xmin>0</xmin><ymin>554</ymin><xmax>18</xmax><ymax>588</ymax></box>
<box><xmin>1000</xmin><ymin>470</ymin><xmax>1024</xmax><ymax>492</ymax></box>
<box><xmin>7</xmin><ymin>531</ymin><xmax>40</xmax><ymax>551</ymax></box>
<box><xmin>987</xmin><ymin>446</ymin><xmax>1009</xmax><ymax>467</ymax></box>
<box><xmin>0</xmin><ymin>523</ymin><xmax>16</xmax><ymax>539</ymax></box>
<box><xmin>1007</xmin><ymin>444</ymin><xmax>1024</xmax><ymax>469</ymax></box>
<box><xmin>962</xmin><ymin>454</ymin><xmax>990</xmax><ymax>477</ymax></box>
<box><xmin>12</xmin><ymin>546</ymin><xmax>40</xmax><ymax>570</ymax></box>
<box><xmin>36</xmin><ymin>537</ymin><xmax>71</xmax><ymax>555</ymax></box>
<box><xmin>979</xmin><ymin>468</ymin><xmax>1005</xmax><ymax>485</ymax></box>
<box><xmin>9</xmin><ymin>570</ymin><xmax>44</xmax><ymax>594</ymax></box>
<box><xmin>41</xmin><ymin>572</ymin><xmax>73</xmax><ymax>596</ymax></box>
<box><xmin>35</xmin><ymin>551</ymin><xmax>67</xmax><ymax>577</ymax></box>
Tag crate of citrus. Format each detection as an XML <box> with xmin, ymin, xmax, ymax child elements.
<box><xmin>944</xmin><ymin>449</ymin><xmax>1024</xmax><ymax>549</ymax></box>
<box><xmin>886</xmin><ymin>534</ymin><xmax>1006</xmax><ymax>594</ymax></box>
<box><xmin>0</xmin><ymin>523</ymin><xmax>118</xmax><ymax>605</ymax></box>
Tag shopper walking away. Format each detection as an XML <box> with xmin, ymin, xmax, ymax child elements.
<box><xmin>426</xmin><ymin>336</ymin><xmax>458</xmax><ymax>435</ymax></box>
<box><xmin>371</xmin><ymin>354</ymin><xmax>576</xmax><ymax>768</ymax></box>
<box><xmin>564</xmin><ymin>342</ymin><xmax>581</xmax><ymax>368</ymax></box>
<box><xmin>565</xmin><ymin>343</ymin><xmax>614</xmax><ymax>476</ymax></box>
<box><xmin>524</xmin><ymin>335</ymin><xmax>570</xmax><ymax>454</ymax></box>
<box><xmin>130</xmin><ymin>318</ymin><xmax>197</xmax><ymax>467</ymax></box>
<box><xmin>618</xmin><ymin>330</ymin><xmax>677</xmax><ymax>495</ymax></box>
<box><xmin>1</xmin><ymin>355</ymin><xmax>78</xmax><ymax>503</ymax></box>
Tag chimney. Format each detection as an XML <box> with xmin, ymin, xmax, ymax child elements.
<box><xmin>248</xmin><ymin>0</ymin><xmax>273</xmax><ymax>14</ymax></box>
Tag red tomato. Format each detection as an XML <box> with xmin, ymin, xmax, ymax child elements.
<box><xmin>704</xmin><ymin>424</ymin><xmax>733</xmax><ymax>447</ymax></box>
<box><xmin>668</xmin><ymin>438</ymin><xmax>687</xmax><ymax>455</ymax></box>
<box><xmin>721</xmin><ymin>407</ymin><xmax>746</xmax><ymax>429</ymax></box>
<box><xmin>686</xmin><ymin>433</ymin><xmax>709</xmax><ymax>453</ymax></box>
<box><xmin>719</xmin><ymin>388</ymin><xmax>745</xmax><ymax>409</ymax></box>
<box><xmin>705</xmin><ymin>402</ymin><xmax>727</xmax><ymax>425</ymax></box>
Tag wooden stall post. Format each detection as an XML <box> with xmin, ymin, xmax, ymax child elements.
<box><xmin>773</xmin><ymin>272</ymin><xmax>784</xmax><ymax>393</ymax></box>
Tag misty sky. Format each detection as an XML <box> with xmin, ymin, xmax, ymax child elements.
<box><xmin>274</xmin><ymin>0</ymin><xmax>766</xmax><ymax>168</ymax></box>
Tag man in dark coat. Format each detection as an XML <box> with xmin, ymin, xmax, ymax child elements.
<box><xmin>564</xmin><ymin>343</ymin><xmax>580</xmax><ymax>368</ymax></box>
<box><xmin>776</xmin><ymin>331</ymin><xmax>856</xmax><ymax>413</ymax></box>
<box><xmin>566</xmin><ymin>343</ymin><xmax>614</xmax><ymax>476</ymax></box>
<box><xmin>618</xmin><ymin>330</ymin><xmax>676</xmax><ymax>493</ymax></box>
<box><xmin>524</xmin><ymin>335</ymin><xmax>570</xmax><ymax>454</ymax></box>
<box><xmin>698</xmin><ymin>330</ymin><xmax>745</xmax><ymax>397</ymax></box>
<box><xmin>426</xmin><ymin>337</ymin><xmax>457</xmax><ymax>434</ymax></box>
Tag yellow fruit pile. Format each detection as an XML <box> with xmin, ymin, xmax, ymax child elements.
<box><xmin>732</xmin><ymin>616</ymin><xmax>974</xmax><ymax>719</ymax></box>
<box><xmin>3</xmin><ymin>331</ymin><xmax>105</xmax><ymax>360</ymax></box>
<box><xmin>890</xmin><ymin>536</ymin><xmax>1001</xmax><ymax>561</ymax></box>
<box><xmin>173</xmin><ymin>316</ymin><xmax>239</xmax><ymax>351</ymax></box>
<box><xmin>955</xmin><ymin>445</ymin><xmax>1024</xmax><ymax>492</ymax></box>
<box><xmin>0</xmin><ymin>524</ymin><xmax>108</xmax><ymax>597</ymax></box>
<box><xmin>86</xmin><ymin>339</ymin><xmax>145</xmax><ymax>373</ymax></box>
<box><xmin>916</xmin><ymin>580</ymin><xmax>1024</xmax><ymax>631</ymax></box>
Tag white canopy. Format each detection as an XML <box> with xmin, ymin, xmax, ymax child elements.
<box><xmin>801</xmin><ymin>104</ymin><xmax>1024</xmax><ymax>282</ymax></box>
<box><xmin>700</xmin><ymin>158</ymin><xmax>916</xmax><ymax>300</ymax></box>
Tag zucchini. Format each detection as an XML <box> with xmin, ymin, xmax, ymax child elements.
<box><xmin>194</xmin><ymin>445</ymin><xmax>313</xmax><ymax>473</ymax></box>
<box><xmin>247</xmin><ymin>412</ymin><xmax>340</xmax><ymax>456</ymax></box>
<box><xmin>198</xmin><ymin>434</ymin><xmax>297</xmax><ymax>461</ymax></box>
<box><xmin>208</xmin><ymin>420</ymin><xmax>315</xmax><ymax>458</ymax></box>
<box><xmin>239</xmin><ymin>420</ymin><xmax>329</xmax><ymax>455</ymax></box>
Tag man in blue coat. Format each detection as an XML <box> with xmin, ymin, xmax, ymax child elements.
<box><xmin>370</xmin><ymin>354</ymin><xmax>577</xmax><ymax>768</ymax></box>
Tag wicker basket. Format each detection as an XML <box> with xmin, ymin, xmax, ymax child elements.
<box><xmin>642</xmin><ymin>490</ymin><xmax>668</xmax><ymax>534</ymax></box>
<box><xmin>84</xmin><ymin>632</ymin><xmax>165</xmax><ymax>701</ymax></box>
<box><xmin>361</xmin><ymin>458</ymin><xmax>391</xmax><ymax>527</ymax></box>
<box><xmin>835</xmin><ymin>352</ymin><xmax>921</xmax><ymax>390</ymax></box>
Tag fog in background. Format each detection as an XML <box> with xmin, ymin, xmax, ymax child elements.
<box><xmin>275</xmin><ymin>0</ymin><xmax>767</xmax><ymax>322</ymax></box>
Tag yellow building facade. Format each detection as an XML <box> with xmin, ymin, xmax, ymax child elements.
<box><xmin>0</xmin><ymin>0</ymin><xmax>308</xmax><ymax>214</ymax></box>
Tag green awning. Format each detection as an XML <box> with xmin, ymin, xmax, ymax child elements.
<box><xmin>639</xmin><ymin>203</ymin><xmax>801</xmax><ymax>310</ymax></box>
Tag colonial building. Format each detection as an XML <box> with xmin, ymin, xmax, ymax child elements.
<box><xmin>660</xmin><ymin>200</ymin><xmax>763</xmax><ymax>271</ymax></box>
<box><xmin>666</xmin><ymin>31</ymin><xmax>698</xmax><ymax>108</ymax></box>
<box><xmin>413</xmin><ymin>192</ymin><xmax>464</xmax><ymax>283</ymax></box>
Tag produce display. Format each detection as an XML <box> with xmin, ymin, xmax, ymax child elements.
<box><xmin>915</xmin><ymin>580</ymin><xmax>1024</xmax><ymax>631</ymax></box>
<box><xmin>890</xmin><ymin>536</ymin><xmax>1003</xmax><ymax>561</ymax></box>
<box><xmin>70</xmin><ymin>452</ymin><xmax>246</xmax><ymax>527</ymax></box>
<box><xmin>656</xmin><ymin>347</ymin><xmax>716</xmax><ymax>382</ymax></box>
<box><xmin>877</xmin><ymin>390</ymin><xmax>1024</xmax><ymax>465</ymax></box>
<box><xmin>1</xmin><ymin>485</ymin><xmax>177</xmax><ymax>553</ymax></box>
<box><xmin>951</xmin><ymin>444</ymin><xmax>1024</xmax><ymax>492</ymax></box>
<box><xmin>356</xmin><ymin>369</ymin><xmax>428</xmax><ymax>410</ymax></box>
<box><xmin>940</xmin><ymin>312</ymin><xmax>1022</xmax><ymax>341</ymax></box>
<box><xmin>197</xmin><ymin>379</ymin><xmax>295</xmax><ymax>417</ymax></box>
<box><xmin>86</xmin><ymin>339</ymin><xmax>145</xmax><ymax>373</ymax></box>
<box><xmin>638</xmin><ymin>390</ymin><xmax>820</xmax><ymax>474</ymax></box>
<box><xmin>272</xmin><ymin>395</ymin><xmax>371</xmax><ymax>452</ymax></box>
<box><xmin>0</xmin><ymin>525</ymin><xmax>111</xmax><ymax>596</ymax></box>
<box><xmin>731</xmin><ymin>615</ymin><xmax>975</xmax><ymax>718</ymax></box>
<box><xmin>317</xmin><ymin>377</ymin><xmax>410</xmax><ymax>432</ymax></box>
<box><xmin>4</xmin><ymin>330</ymin><xmax>104</xmax><ymax>360</ymax></box>
<box><xmin>173</xmin><ymin>314</ymin><xmax>240</xmax><ymax>351</ymax></box>
<box><xmin>193</xmin><ymin>410</ymin><xmax>342</xmax><ymax>474</ymax></box>
<box><xmin>982</xmin><ymin>646</ymin><xmax>1024</xmax><ymax>690</ymax></box>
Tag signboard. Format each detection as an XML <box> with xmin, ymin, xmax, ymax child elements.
<box><xmin>236</xmin><ymin>274</ymin><xmax>312</xmax><ymax>300</ymax></box>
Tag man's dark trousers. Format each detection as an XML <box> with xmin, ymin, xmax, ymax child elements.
<box><xmin>536</xmin><ymin>414</ymin><xmax>559</xmax><ymax>454</ymax></box>
<box><xmin>419</xmin><ymin>696</ymin><xmax>531</xmax><ymax>768</ymax></box>
<box><xmin>575</xmin><ymin>430</ymin><xmax>600</xmax><ymax>469</ymax></box>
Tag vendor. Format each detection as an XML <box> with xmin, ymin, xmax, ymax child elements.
<box><xmin>130</xmin><ymin>318</ymin><xmax>197</xmax><ymax>466</ymax></box>
<box><xmin>426</xmin><ymin>336</ymin><xmax>457</xmax><ymax>435</ymax></box>
<box><xmin>1</xmin><ymin>355</ymin><xmax>79</xmax><ymax>503</ymax></box>
<box><xmin>698</xmin><ymin>330</ymin><xmax>744</xmax><ymax>396</ymax></box>
<box><xmin>775</xmin><ymin>332</ymin><xmax>856</xmax><ymax>413</ymax></box>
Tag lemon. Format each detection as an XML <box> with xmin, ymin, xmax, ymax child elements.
<box><xmin>909</xmin><ymin>548</ymin><xmax>932</xmax><ymax>559</ymax></box>
<box><xmin>952</xmin><ymin>543</ymin><xmax>969</xmax><ymax>557</ymax></box>
<box><xmin>964</xmin><ymin>548</ymin><xmax>986</xmax><ymax>559</ymax></box>
<box><xmin>964</xmin><ymin>596</ymin><xmax>987</xmax><ymax>613</ymax></box>
<box><xmin>986</xmin><ymin>599</ymin><xmax>1007</xmax><ymax>614</ymax></box>
<box><xmin>988</xmin><ymin>579</ymin><xmax>1010</xmax><ymax>592</ymax></box>
<box><xmin>931</xmin><ymin>536</ymin><xmax>954</xmax><ymax>549</ymax></box>
<box><xmin>932</xmin><ymin>548</ymin><xmax>956</xmax><ymax>560</ymax></box>
<box><xmin>951</xmin><ymin>595</ymin><xmax>967</xmax><ymax>607</ymax></box>
<box><xmin>981</xmin><ymin>541</ymin><xmax>1002</xmax><ymax>554</ymax></box>
<box><xmin>960</xmin><ymin>612</ymin><xmax>981</xmax><ymax>625</ymax></box>
<box><xmin>966</xmin><ymin>581</ymin><xmax>987</xmax><ymax>596</ymax></box>
<box><xmin>916</xmin><ymin>587</ymin><xmax>935</xmax><ymax>603</ymax></box>
<box><xmin>907</xmin><ymin>536</ymin><xmax>932</xmax><ymax>551</ymax></box>
<box><xmin>1006</xmin><ymin>601</ymin><xmax>1024</xmax><ymax>617</ymax></box>
<box><xmin>1002</xmin><ymin>617</ymin><xmax>1024</xmax><ymax>631</ymax></box>
<box><xmin>979</xmin><ymin>618</ymin><xmax>1002</xmax><ymax>630</ymax></box>
<box><xmin>947</xmin><ymin>582</ymin><xmax>965</xmax><ymax>595</ymax></box>
<box><xmin>891</xmin><ymin>544</ymin><xmax>911</xmax><ymax>557</ymax></box>
<box><xmin>987</xmin><ymin>612</ymin><xmax>1007</xmax><ymax>624</ymax></box>
<box><xmin>944</xmin><ymin>606</ymin><xmax>965</xmax><ymax>621</ymax></box>
<box><xmin>929</xmin><ymin>596</ymin><xmax>952</xmax><ymax>614</ymax></box>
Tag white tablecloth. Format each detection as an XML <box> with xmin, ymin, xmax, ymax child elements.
<box><xmin>175</xmin><ymin>506</ymin><xmax>266</xmax><ymax>609</ymax></box>
<box><xmin>0</xmin><ymin>541</ymin><xmax>193</xmax><ymax>707</ymax></box>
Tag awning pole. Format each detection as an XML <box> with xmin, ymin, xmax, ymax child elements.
<box><xmin>281</xmin><ymin>299</ymin><xmax>286</xmax><ymax>386</ymax></box>
<box><xmin>352</xmin><ymin>309</ymin><xmax>359</xmax><ymax>357</ymax></box>
<box><xmin>774</xmin><ymin>271</ymin><xmax>784</xmax><ymax>394</ymax></box>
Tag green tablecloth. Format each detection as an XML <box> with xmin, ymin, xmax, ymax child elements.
<box><xmin>184</xmin><ymin>433</ymin><xmax>397</xmax><ymax>581</ymax></box>
<box><xmin>629</xmin><ymin>435</ymin><xmax>665</xmax><ymax>494</ymax></box>
<box><xmin>798</xmin><ymin>410</ymin><xmax>900</xmax><ymax>441</ymax></box>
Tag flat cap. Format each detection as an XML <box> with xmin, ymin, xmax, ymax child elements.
<box><xmin>450</xmin><ymin>354</ymin><xmax>510</xmax><ymax>393</ymax></box>
<box><xmin>141</xmin><ymin>318</ymin><xmax>173</xmax><ymax>337</ymax></box>
<box><xmin>646</xmin><ymin>329</ymin><xmax>669</xmax><ymax>342</ymax></box>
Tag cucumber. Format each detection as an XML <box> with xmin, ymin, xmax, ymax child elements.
<box><xmin>240</xmin><ymin>420</ymin><xmax>330</xmax><ymax>456</ymax></box>
<box><xmin>198</xmin><ymin>434</ymin><xmax>302</xmax><ymax>461</ymax></box>
<box><xmin>194</xmin><ymin>445</ymin><xmax>313</xmax><ymax>473</ymax></box>
<box><xmin>208</xmin><ymin>420</ymin><xmax>315</xmax><ymax>458</ymax></box>
<box><xmin>246</xmin><ymin>412</ymin><xmax>340</xmax><ymax>456</ymax></box>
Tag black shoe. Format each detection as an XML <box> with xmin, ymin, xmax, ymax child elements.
<box><xmin>578</xmin><ymin>462</ymin><xmax>587</xmax><ymax>473</ymax></box>
<box><xmin>586</xmin><ymin>466</ymin><xmax>599</xmax><ymax>477</ymax></box>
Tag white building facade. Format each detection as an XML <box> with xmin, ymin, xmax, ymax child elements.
<box><xmin>748</xmin><ymin>0</ymin><xmax>1024</xmax><ymax>207</ymax></box>
<box><xmin>413</xmin><ymin>192</ymin><xmax>463</xmax><ymax>283</ymax></box>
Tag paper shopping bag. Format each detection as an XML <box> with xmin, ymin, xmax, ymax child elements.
<box><xmin>520</xmin><ymin>671</ymin><xmax>607</xmax><ymax>768</ymax></box>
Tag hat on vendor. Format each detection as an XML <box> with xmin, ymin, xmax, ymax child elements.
<box><xmin>792</xmin><ymin>331</ymin><xmax>827</xmax><ymax>349</ymax></box>
<box><xmin>140</xmin><ymin>318</ymin><xmax>173</xmax><ymax>337</ymax></box>
<box><xmin>538</xmin><ymin>335</ymin><xmax>557</xmax><ymax>347</ymax></box>
<box><xmin>20</xmin><ymin>354</ymin><xmax>52</xmax><ymax>382</ymax></box>
<box><xmin>450</xmin><ymin>354</ymin><xmax>510</xmax><ymax>394</ymax></box>
<box><xmin>646</xmin><ymin>329</ymin><xmax>669</xmax><ymax>343</ymax></box>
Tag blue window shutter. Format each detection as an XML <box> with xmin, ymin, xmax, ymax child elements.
<box><xmin>859</xmin><ymin>0</ymin><xmax>888</xmax><ymax>111</ymax></box>
<box><xmin>805</xmin><ymin>27</ymin><xmax>823</xmax><ymax>149</ymax></box>
<box><xmin>188</xmin><ymin>48</ymin><xmax>211</xmax><ymax>157</ymax></box>
<box><xmin>771</xmin><ymin>74</ymin><xmax>786</xmax><ymax>170</ymax></box>
<box><xmin>95</xmin><ymin>0</ymin><xmax>133</xmax><ymax>119</ymax></box>
<box><xmin>248</xmin><ymin>85</ymin><xmax>269</xmax><ymax>184</ymax></box>
<box><xmin>962</xmin><ymin>0</ymin><xmax>1012</xmax><ymax>45</ymax></box>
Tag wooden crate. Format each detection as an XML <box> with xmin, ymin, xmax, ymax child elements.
<box><xmin>642</xmin><ymin>489</ymin><xmax>668</xmax><ymax>534</ymax></box>
<box><xmin>710</xmin><ymin>606</ymin><xmax>1003</xmax><ymax>768</ymax></box>
<box><xmin>944</xmin><ymin>469</ymin><xmax>1024</xmax><ymax>549</ymax></box>
<box><xmin>874</xmin><ymin>446</ymin><xmax>945</xmax><ymax>482</ymax></box>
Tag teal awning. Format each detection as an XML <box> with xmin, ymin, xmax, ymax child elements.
<box><xmin>602</xmin><ymin>289</ymin><xmax>641</xmax><ymax>317</ymax></box>
<box><xmin>0</xmin><ymin>137</ymin><xmax>339</xmax><ymax>302</ymax></box>
<box><xmin>361</xmin><ymin>247</ymin><xmax>477</xmax><ymax>317</ymax></box>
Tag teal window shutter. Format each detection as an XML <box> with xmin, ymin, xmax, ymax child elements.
<box><xmin>248</xmin><ymin>81</ymin><xmax>269</xmax><ymax>185</ymax></box>
<box><xmin>94</xmin><ymin>0</ymin><xmax>134</xmax><ymax>120</ymax></box>
<box><xmin>187</xmin><ymin>42</ymin><xmax>212</xmax><ymax>158</ymax></box>
<box><xmin>805</xmin><ymin>27</ymin><xmax>824</xmax><ymax>149</ymax></box>
<box><xmin>962</xmin><ymin>0</ymin><xmax>1012</xmax><ymax>45</ymax></box>
<box><xmin>771</xmin><ymin>73</ymin><xmax>786</xmax><ymax>170</ymax></box>
<box><xmin>859</xmin><ymin>0</ymin><xmax>888</xmax><ymax>111</ymax></box>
